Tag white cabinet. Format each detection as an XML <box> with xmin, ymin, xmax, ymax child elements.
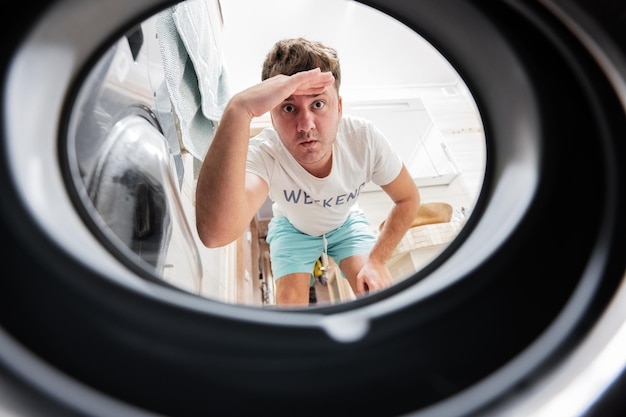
<box><xmin>343</xmin><ymin>97</ymin><xmax>461</xmax><ymax>190</ymax></box>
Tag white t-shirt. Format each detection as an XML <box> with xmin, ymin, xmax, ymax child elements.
<box><xmin>246</xmin><ymin>115</ymin><xmax>403</xmax><ymax>236</ymax></box>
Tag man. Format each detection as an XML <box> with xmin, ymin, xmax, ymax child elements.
<box><xmin>195</xmin><ymin>38</ymin><xmax>420</xmax><ymax>306</ymax></box>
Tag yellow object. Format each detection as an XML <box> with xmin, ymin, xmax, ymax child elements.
<box><xmin>313</xmin><ymin>258</ymin><xmax>324</xmax><ymax>278</ymax></box>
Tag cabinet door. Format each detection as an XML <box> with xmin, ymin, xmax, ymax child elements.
<box><xmin>344</xmin><ymin>97</ymin><xmax>460</xmax><ymax>188</ymax></box>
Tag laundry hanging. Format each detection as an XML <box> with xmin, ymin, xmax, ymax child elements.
<box><xmin>156</xmin><ymin>0</ymin><xmax>232</xmax><ymax>161</ymax></box>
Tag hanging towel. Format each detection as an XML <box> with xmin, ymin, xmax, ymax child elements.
<box><xmin>156</xmin><ymin>0</ymin><xmax>231</xmax><ymax>161</ymax></box>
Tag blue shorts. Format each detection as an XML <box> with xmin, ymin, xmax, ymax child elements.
<box><xmin>266</xmin><ymin>209</ymin><xmax>376</xmax><ymax>281</ymax></box>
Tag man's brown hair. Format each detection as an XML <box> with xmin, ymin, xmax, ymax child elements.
<box><xmin>261</xmin><ymin>37</ymin><xmax>341</xmax><ymax>93</ymax></box>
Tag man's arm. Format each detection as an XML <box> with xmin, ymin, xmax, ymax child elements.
<box><xmin>195</xmin><ymin>102</ymin><xmax>267</xmax><ymax>248</ymax></box>
<box><xmin>371</xmin><ymin>165</ymin><xmax>421</xmax><ymax>265</ymax></box>
<box><xmin>195</xmin><ymin>68</ymin><xmax>335</xmax><ymax>248</ymax></box>
<box><xmin>355</xmin><ymin>165</ymin><xmax>420</xmax><ymax>293</ymax></box>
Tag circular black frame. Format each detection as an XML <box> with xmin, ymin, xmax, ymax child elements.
<box><xmin>1</xmin><ymin>1</ymin><xmax>625</xmax><ymax>416</ymax></box>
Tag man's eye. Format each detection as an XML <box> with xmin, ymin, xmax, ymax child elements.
<box><xmin>283</xmin><ymin>104</ymin><xmax>296</xmax><ymax>113</ymax></box>
<box><xmin>313</xmin><ymin>101</ymin><xmax>325</xmax><ymax>109</ymax></box>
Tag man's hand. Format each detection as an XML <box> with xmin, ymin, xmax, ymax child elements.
<box><xmin>231</xmin><ymin>68</ymin><xmax>335</xmax><ymax>119</ymax></box>
<box><xmin>355</xmin><ymin>259</ymin><xmax>395</xmax><ymax>294</ymax></box>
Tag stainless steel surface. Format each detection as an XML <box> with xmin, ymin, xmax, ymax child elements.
<box><xmin>65</xmin><ymin>19</ymin><xmax>201</xmax><ymax>292</ymax></box>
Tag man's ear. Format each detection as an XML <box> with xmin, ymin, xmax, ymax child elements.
<box><xmin>338</xmin><ymin>96</ymin><xmax>343</xmax><ymax>115</ymax></box>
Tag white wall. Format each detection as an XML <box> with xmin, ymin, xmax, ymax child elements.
<box><xmin>218</xmin><ymin>0</ymin><xmax>461</xmax><ymax>97</ymax></box>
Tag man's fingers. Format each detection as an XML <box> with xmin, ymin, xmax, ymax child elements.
<box><xmin>291</xmin><ymin>68</ymin><xmax>335</xmax><ymax>94</ymax></box>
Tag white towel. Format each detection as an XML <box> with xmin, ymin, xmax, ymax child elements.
<box><xmin>156</xmin><ymin>0</ymin><xmax>231</xmax><ymax>161</ymax></box>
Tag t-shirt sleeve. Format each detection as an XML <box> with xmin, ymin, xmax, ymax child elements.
<box><xmin>245</xmin><ymin>136</ymin><xmax>271</xmax><ymax>184</ymax></box>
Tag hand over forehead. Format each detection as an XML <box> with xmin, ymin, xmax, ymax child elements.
<box><xmin>288</xmin><ymin>68</ymin><xmax>335</xmax><ymax>96</ymax></box>
<box><xmin>233</xmin><ymin>68</ymin><xmax>336</xmax><ymax>118</ymax></box>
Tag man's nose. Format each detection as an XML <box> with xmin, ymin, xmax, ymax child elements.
<box><xmin>296</xmin><ymin>110</ymin><xmax>315</xmax><ymax>132</ymax></box>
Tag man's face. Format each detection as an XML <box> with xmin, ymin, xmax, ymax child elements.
<box><xmin>270</xmin><ymin>85</ymin><xmax>342</xmax><ymax>173</ymax></box>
